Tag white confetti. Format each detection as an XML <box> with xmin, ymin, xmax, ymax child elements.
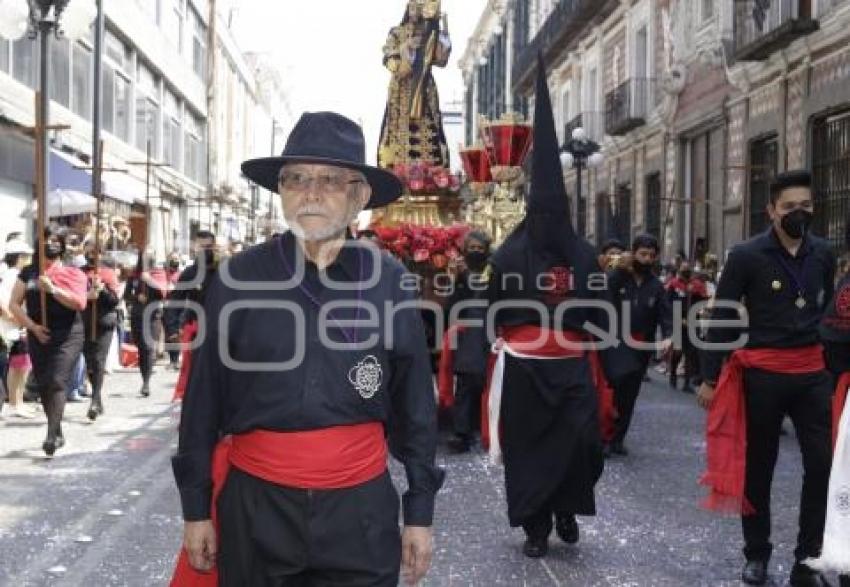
<box><xmin>47</xmin><ymin>565</ymin><xmax>67</xmax><ymax>575</ymax></box>
<box><xmin>75</xmin><ymin>535</ymin><xmax>93</xmax><ymax>543</ymax></box>
<box><xmin>106</xmin><ymin>509</ymin><xmax>123</xmax><ymax>517</ymax></box>
<box><xmin>128</xmin><ymin>490</ymin><xmax>141</xmax><ymax>497</ymax></box>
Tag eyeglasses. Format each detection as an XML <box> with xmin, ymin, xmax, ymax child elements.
<box><xmin>279</xmin><ymin>171</ymin><xmax>365</xmax><ymax>193</ymax></box>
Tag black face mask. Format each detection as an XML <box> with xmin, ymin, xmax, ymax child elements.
<box><xmin>169</xmin><ymin>261</ymin><xmax>180</xmax><ymax>269</ymax></box>
<box><xmin>780</xmin><ymin>209</ymin><xmax>813</xmax><ymax>239</ymax></box>
<box><xmin>633</xmin><ymin>260</ymin><xmax>654</xmax><ymax>275</ymax></box>
<box><xmin>45</xmin><ymin>243</ymin><xmax>63</xmax><ymax>260</ymax></box>
<box><xmin>465</xmin><ymin>251</ymin><xmax>488</xmax><ymax>270</ymax></box>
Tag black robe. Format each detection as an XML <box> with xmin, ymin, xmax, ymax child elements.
<box><xmin>487</xmin><ymin>226</ymin><xmax>605</xmax><ymax>524</ymax></box>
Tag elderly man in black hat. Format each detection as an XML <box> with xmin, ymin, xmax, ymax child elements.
<box><xmin>171</xmin><ymin>112</ymin><xmax>443</xmax><ymax>586</ymax></box>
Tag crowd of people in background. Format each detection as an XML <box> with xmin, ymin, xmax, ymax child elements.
<box><xmin>0</xmin><ymin>226</ymin><xmax>240</xmax><ymax>457</ymax></box>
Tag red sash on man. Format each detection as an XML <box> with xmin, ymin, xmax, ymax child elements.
<box><xmin>170</xmin><ymin>423</ymin><xmax>388</xmax><ymax>586</ymax></box>
<box><xmin>172</xmin><ymin>320</ymin><xmax>199</xmax><ymax>402</ymax></box>
<box><xmin>483</xmin><ymin>325</ymin><xmax>617</xmax><ymax>457</ymax></box>
<box><xmin>46</xmin><ymin>263</ymin><xmax>89</xmax><ymax>311</ymax></box>
<box><xmin>700</xmin><ymin>345</ymin><xmax>825</xmax><ymax>515</ymax></box>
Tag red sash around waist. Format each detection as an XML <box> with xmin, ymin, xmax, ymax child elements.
<box><xmin>700</xmin><ymin>345</ymin><xmax>825</xmax><ymax>515</ymax></box>
<box><xmin>479</xmin><ymin>325</ymin><xmax>616</xmax><ymax>446</ymax></box>
<box><xmin>170</xmin><ymin>423</ymin><xmax>387</xmax><ymax>586</ymax></box>
<box><xmin>501</xmin><ymin>324</ymin><xmax>585</xmax><ymax>358</ymax></box>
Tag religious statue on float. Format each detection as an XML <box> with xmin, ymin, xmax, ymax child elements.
<box><xmin>378</xmin><ymin>0</ymin><xmax>451</xmax><ymax>174</ymax></box>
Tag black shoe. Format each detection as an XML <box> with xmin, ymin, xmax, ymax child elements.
<box><xmin>669</xmin><ymin>376</ymin><xmax>678</xmax><ymax>390</ymax></box>
<box><xmin>555</xmin><ymin>514</ymin><xmax>579</xmax><ymax>544</ymax></box>
<box><xmin>522</xmin><ymin>537</ymin><xmax>548</xmax><ymax>558</ymax></box>
<box><xmin>140</xmin><ymin>385</ymin><xmax>150</xmax><ymax>398</ymax></box>
<box><xmin>447</xmin><ymin>435</ymin><xmax>471</xmax><ymax>454</ymax></box>
<box><xmin>790</xmin><ymin>562</ymin><xmax>833</xmax><ymax>587</ymax></box>
<box><xmin>86</xmin><ymin>403</ymin><xmax>104</xmax><ymax>421</ymax></box>
<box><xmin>42</xmin><ymin>435</ymin><xmax>64</xmax><ymax>457</ymax></box>
<box><xmin>610</xmin><ymin>441</ymin><xmax>628</xmax><ymax>456</ymax></box>
<box><xmin>741</xmin><ymin>560</ymin><xmax>768</xmax><ymax>585</ymax></box>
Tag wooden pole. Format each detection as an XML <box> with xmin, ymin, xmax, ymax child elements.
<box><xmin>91</xmin><ymin>139</ymin><xmax>105</xmax><ymax>338</ymax></box>
<box><xmin>34</xmin><ymin>91</ymin><xmax>47</xmax><ymax>329</ymax></box>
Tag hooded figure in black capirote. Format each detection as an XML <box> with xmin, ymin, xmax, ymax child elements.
<box><xmin>484</xmin><ymin>55</ymin><xmax>606</xmax><ymax>559</ymax></box>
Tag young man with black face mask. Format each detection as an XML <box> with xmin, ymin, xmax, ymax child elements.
<box><xmin>163</xmin><ymin>231</ymin><xmax>219</xmax><ymax>401</ymax></box>
<box><xmin>697</xmin><ymin>170</ymin><xmax>836</xmax><ymax>587</ymax></box>
<box><xmin>444</xmin><ymin>230</ymin><xmax>491</xmax><ymax>453</ymax></box>
<box><xmin>602</xmin><ymin>233</ymin><xmax>673</xmax><ymax>457</ymax></box>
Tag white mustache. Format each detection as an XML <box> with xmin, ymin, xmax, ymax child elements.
<box><xmin>296</xmin><ymin>206</ymin><xmax>328</xmax><ymax>217</ymax></box>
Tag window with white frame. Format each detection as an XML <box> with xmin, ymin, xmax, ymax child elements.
<box><xmin>49</xmin><ymin>38</ymin><xmax>71</xmax><ymax>108</ymax></box>
<box><xmin>184</xmin><ymin>109</ymin><xmax>205</xmax><ymax>183</ymax></box>
<box><xmin>163</xmin><ymin>87</ymin><xmax>182</xmax><ymax>169</ymax></box>
<box><xmin>12</xmin><ymin>37</ymin><xmax>36</xmax><ymax>88</ymax></box>
<box><xmin>162</xmin><ymin>0</ymin><xmax>184</xmax><ymax>52</ymax></box>
<box><xmin>102</xmin><ymin>31</ymin><xmax>131</xmax><ymax>142</ymax></box>
<box><xmin>72</xmin><ymin>42</ymin><xmax>93</xmax><ymax>120</ymax></box>
<box><xmin>0</xmin><ymin>37</ymin><xmax>8</xmax><ymax>73</ymax></box>
<box><xmin>135</xmin><ymin>61</ymin><xmax>160</xmax><ymax>153</ymax></box>
<box><xmin>189</xmin><ymin>5</ymin><xmax>206</xmax><ymax>79</ymax></box>
<box><xmin>702</xmin><ymin>0</ymin><xmax>715</xmax><ymax>23</ymax></box>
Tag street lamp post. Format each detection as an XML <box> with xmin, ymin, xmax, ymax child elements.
<box><xmin>559</xmin><ymin>126</ymin><xmax>605</xmax><ymax>227</ymax></box>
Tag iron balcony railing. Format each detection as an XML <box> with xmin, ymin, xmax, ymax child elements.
<box><xmin>564</xmin><ymin>112</ymin><xmax>605</xmax><ymax>144</ymax></box>
<box><xmin>734</xmin><ymin>0</ymin><xmax>818</xmax><ymax>61</ymax></box>
<box><xmin>512</xmin><ymin>0</ymin><xmax>614</xmax><ymax>92</ymax></box>
<box><xmin>604</xmin><ymin>78</ymin><xmax>654</xmax><ymax>136</ymax></box>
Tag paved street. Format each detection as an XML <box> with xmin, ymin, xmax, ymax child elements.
<box><xmin>0</xmin><ymin>366</ymin><xmax>836</xmax><ymax>587</ymax></box>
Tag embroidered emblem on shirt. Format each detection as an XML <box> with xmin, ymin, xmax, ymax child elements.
<box><xmin>542</xmin><ymin>266</ymin><xmax>574</xmax><ymax>305</ymax></box>
<box><xmin>836</xmin><ymin>485</ymin><xmax>850</xmax><ymax>516</ymax></box>
<box><xmin>348</xmin><ymin>355</ymin><xmax>383</xmax><ymax>399</ymax></box>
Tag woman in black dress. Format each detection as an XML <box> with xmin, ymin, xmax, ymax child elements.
<box><xmin>9</xmin><ymin>231</ymin><xmax>88</xmax><ymax>455</ymax></box>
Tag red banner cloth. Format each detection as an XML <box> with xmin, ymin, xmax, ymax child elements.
<box><xmin>46</xmin><ymin>263</ymin><xmax>88</xmax><ymax>311</ymax></box>
<box><xmin>437</xmin><ymin>325</ymin><xmax>462</xmax><ymax>411</ymax></box>
<box><xmin>172</xmin><ymin>320</ymin><xmax>199</xmax><ymax>402</ymax></box>
<box><xmin>700</xmin><ymin>345</ymin><xmax>825</xmax><ymax>515</ymax></box>
<box><xmin>170</xmin><ymin>423</ymin><xmax>387</xmax><ymax>586</ymax></box>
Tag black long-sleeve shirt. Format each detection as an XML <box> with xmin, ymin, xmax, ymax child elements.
<box><xmin>701</xmin><ymin>228</ymin><xmax>836</xmax><ymax>382</ymax></box>
<box><xmin>171</xmin><ymin>233</ymin><xmax>444</xmax><ymax>525</ymax></box>
<box><xmin>163</xmin><ymin>262</ymin><xmax>216</xmax><ymax>337</ymax></box>
<box><xmin>605</xmin><ymin>269</ymin><xmax>674</xmax><ymax>341</ymax></box>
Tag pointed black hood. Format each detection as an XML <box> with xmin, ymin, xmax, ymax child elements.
<box><xmin>492</xmin><ymin>53</ymin><xmax>578</xmax><ymax>272</ymax></box>
<box><xmin>527</xmin><ymin>53</ymin><xmax>572</xmax><ymax>223</ymax></box>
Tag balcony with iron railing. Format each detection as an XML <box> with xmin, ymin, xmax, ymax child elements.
<box><xmin>512</xmin><ymin>0</ymin><xmax>617</xmax><ymax>92</ymax></box>
<box><xmin>604</xmin><ymin>78</ymin><xmax>654</xmax><ymax>136</ymax></box>
<box><xmin>734</xmin><ymin>0</ymin><xmax>819</xmax><ymax>61</ymax></box>
<box><xmin>564</xmin><ymin>112</ymin><xmax>605</xmax><ymax>144</ymax></box>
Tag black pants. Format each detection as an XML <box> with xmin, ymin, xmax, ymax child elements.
<box><xmin>83</xmin><ymin>326</ymin><xmax>114</xmax><ymax>410</ymax></box>
<box><xmin>452</xmin><ymin>372</ymin><xmax>485</xmax><ymax>439</ymax></box>
<box><xmin>669</xmin><ymin>327</ymin><xmax>700</xmax><ymax>386</ymax></box>
<box><xmin>131</xmin><ymin>309</ymin><xmax>161</xmax><ymax>385</ymax></box>
<box><xmin>28</xmin><ymin>321</ymin><xmax>85</xmax><ymax>440</ymax></box>
<box><xmin>741</xmin><ymin>367</ymin><xmax>832</xmax><ymax>563</ymax></box>
<box><xmin>612</xmin><ymin>370</ymin><xmax>645</xmax><ymax>445</ymax></box>
<box><xmin>218</xmin><ymin>468</ymin><xmax>401</xmax><ymax>586</ymax></box>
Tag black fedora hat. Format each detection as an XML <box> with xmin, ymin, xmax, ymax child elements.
<box><xmin>241</xmin><ymin>112</ymin><xmax>403</xmax><ymax>209</ymax></box>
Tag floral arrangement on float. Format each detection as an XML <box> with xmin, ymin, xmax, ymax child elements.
<box><xmin>371</xmin><ymin>222</ymin><xmax>470</xmax><ymax>271</ymax></box>
<box><xmin>388</xmin><ymin>162</ymin><xmax>463</xmax><ymax>193</ymax></box>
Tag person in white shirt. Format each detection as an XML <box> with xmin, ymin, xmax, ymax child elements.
<box><xmin>0</xmin><ymin>240</ymin><xmax>34</xmax><ymax>418</ymax></box>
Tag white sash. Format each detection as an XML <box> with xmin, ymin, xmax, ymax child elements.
<box><xmin>486</xmin><ymin>341</ymin><xmax>567</xmax><ymax>466</ymax></box>
<box><xmin>806</xmin><ymin>387</ymin><xmax>850</xmax><ymax>573</ymax></box>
